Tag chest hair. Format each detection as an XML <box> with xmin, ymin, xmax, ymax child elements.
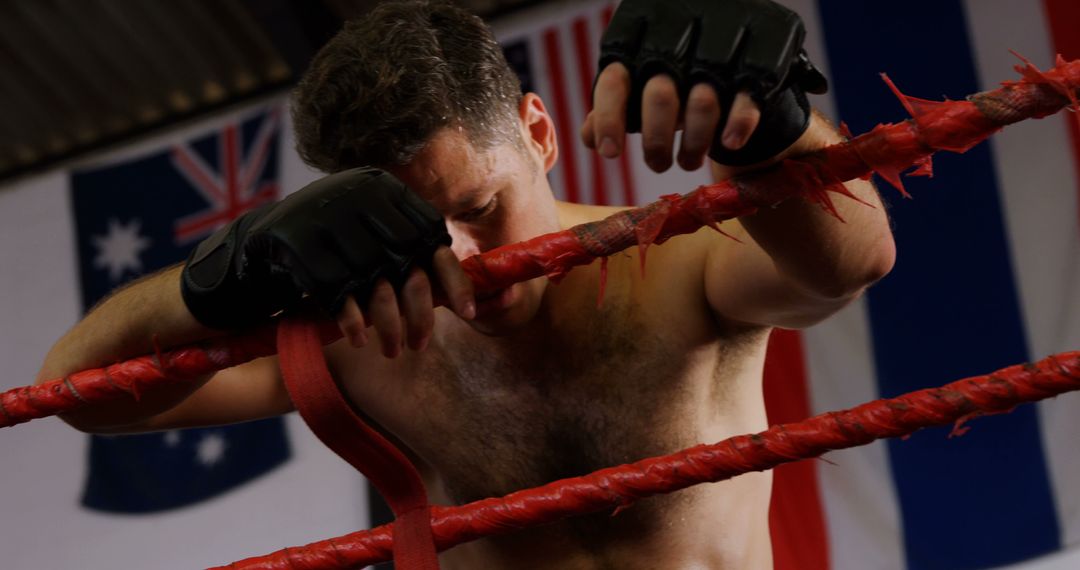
<box><xmin>411</xmin><ymin>298</ymin><xmax>717</xmax><ymax>507</ymax></box>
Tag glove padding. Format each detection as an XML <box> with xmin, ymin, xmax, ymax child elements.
<box><xmin>598</xmin><ymin>0</ymin><xmax>828</xmax><ymax>166</ymax></box>
<box><xmin>181</xmin><ymin>167</ymin><xmax>451</xmax><ymax>330</ymax></box>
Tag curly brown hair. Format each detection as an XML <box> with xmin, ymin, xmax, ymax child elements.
<box><xmin>291</xmin><ymin>1</ymin><xmax>524</xmax><ymax>173</ymax></box>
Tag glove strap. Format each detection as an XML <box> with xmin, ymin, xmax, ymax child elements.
<box><xmin>708</xmin><ymin>87</ymin><xmax>811</xmax><ymax>166</ymax></box>
<box><xmin>278</xmin><ymin>316</ymin><xmax>440</xmax><ymax>570</ymax></box>
<box><xmin>180</xmin><ymin>206</ymin><xmax>296</xmax><ymax>330</ymax></box>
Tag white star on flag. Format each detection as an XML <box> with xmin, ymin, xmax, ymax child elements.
<box><xmin>92</xmin><ymin>218</ymin><xmax>152</xmax><ymax>282</ymax></box>
<box><xmin>162</xmin><ymin>430</ymin><xmax>182</xmax><ymax>447</ymax></box>
<box><xmin>196</xmin><ymin>432</ymin><xmax>228</xmax><ymax>468</ymax></box>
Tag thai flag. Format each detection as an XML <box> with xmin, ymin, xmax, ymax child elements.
<box><xmin>496</xmin><ymin>1</ymin><xmax>1080</xmax><ymax>568</ymax></box>
<box><xmin>69</xmin><ymin>107</ymin><xmax>291</xmax><ymax>513</ymax></box>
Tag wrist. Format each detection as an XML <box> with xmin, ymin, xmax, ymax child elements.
<box><xmin>180</xmin><ymin>206</ymin><xmax>294</xmax><ymax>330</ymax></box>
<box><xmin>783</xmin><ymin>111</ymin><xmax>844</xmax><ymax>157</ymax></box>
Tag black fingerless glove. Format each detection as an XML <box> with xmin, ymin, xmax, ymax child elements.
<box><xmin>599</xmin><ymin>0</ymin><xmax>829</xmax><ymax>166</ymax></box>
<box><xmin>180</xmin><ymin>167</ymin><xmax>451</xmax><ymax>330</ymax></box>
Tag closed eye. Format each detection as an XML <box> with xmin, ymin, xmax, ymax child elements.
<box><xmin>457</xmin><ymin>195</ymin><xmax>498</xmax><ymax>222</ymax></box>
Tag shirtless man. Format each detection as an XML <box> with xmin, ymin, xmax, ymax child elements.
<box><xmin>36</xmin><ymin>0</ymin><xmax>895</xmax><ymax>567</ymax></box>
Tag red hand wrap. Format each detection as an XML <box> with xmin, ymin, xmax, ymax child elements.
<box><xmin>278</xmin><ymin>317</ymin><xmax>438</xmax><ymax>570</ymax></box>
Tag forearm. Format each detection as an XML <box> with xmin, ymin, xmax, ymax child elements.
<box><xmin>712</xmin><ymin>112</ymin><xmax>896</xmax><ymax>299</ymax></box>
<box><xmin>34</xmin><ymin>263</ymin><xmax>223</xmax><ymax>431</ymax></box>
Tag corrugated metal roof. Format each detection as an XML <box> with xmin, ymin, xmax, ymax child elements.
<box><xmin>0</xmin><ymin>0</ymin><xmax>543</xmax><ymax>183</ymax></box>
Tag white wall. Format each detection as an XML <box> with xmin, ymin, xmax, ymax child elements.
<box><xmin>0</xmin><ymin>98</ymin><xmax>365</xmax><ymax>570</ymax></box>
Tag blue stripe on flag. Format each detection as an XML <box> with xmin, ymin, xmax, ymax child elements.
<box><xmin>816</xmin><ymin>1</ymin><xmax>1060</xmax><ymax>567</ymax></box>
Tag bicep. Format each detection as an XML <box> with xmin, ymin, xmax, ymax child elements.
<box><xmin>135</xmin><ymin>355</ymin><xmax>294</xmax><ymax>432</ymax></box>
<box><xmin>704</xmin><ymin>220</ymin><xmax>860</xmax><ymax>329</ymax></box>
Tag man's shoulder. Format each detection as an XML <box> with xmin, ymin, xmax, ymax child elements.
<box><xmin>554</xmin><ymin>200</ymin><xmax>626</xmax><ymax>227</ymax></box>
<box><xmin>554</xmin><ymin>198</ymin><xmax>744</xmax><ymax>281</ymax></box>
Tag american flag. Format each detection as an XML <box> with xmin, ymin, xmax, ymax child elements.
<box><xmin>499</xmin><ymin>2</ymin><xmax>637</xmax><ymax>208</ymax></box>
<box><xmin>69</xmin><ymin>107</ymin><xmax>290</xmax><ymax>513</ymax></box>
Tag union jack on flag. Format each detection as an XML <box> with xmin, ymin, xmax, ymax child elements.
<box><xmin>171</xmin><ymin>108</ymin><xmax>281</xmax><ymax>244</ymax></box>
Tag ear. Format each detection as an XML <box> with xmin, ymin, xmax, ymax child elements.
<box><xmin>519</xmin><ymin>93</ymin><xmax>558</xmax><ymax>173</ymax></box>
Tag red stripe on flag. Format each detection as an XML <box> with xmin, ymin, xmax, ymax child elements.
<box><xmin>239</xmin><ymin>110</ymin><xmax>280</xmax><ymax>198</ymax></box>
<box><xmin>1042</xmin><ymin>0</ymin><xmax>1080</xmax><ymax>231</ymax></box>
<box><xmin>572</xmin><ymin>17</ymin><xmax>610</xmax><ymax>206</ymax></box>
<box><xmin>543</xmin><ymin>28</ymin><xmax>582</xmax><ymax>204</ymax></box>
<box><xmin>763</xmin><ymin>329</ymin><xmax>829</xmax><ymax>570</ymax></box>
<box><xmin>174</xmin><ymin>211</ymin><xmax>232</xmax><ymax>241</ymax></box>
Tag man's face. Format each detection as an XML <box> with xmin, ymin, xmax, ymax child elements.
<box><xmin>388</xmin><ymin>127</ymin><xmax>560</xmax><ymax>334</ymax></box>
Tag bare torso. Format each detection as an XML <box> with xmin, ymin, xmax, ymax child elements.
<box><xmin>327</xmin><ymin>203</ymin><xmax>775</xmax><ymax>569</ymax></box>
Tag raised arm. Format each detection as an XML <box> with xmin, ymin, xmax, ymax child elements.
<box><xmin>704</xmin><ymin>113</ymin><xmax>894</xmax><ymax>328</ymax></box>
<box><xmin>583</xmin><ymin>0</ymin><xmax>894</xmax><ymax>328</ymax></box>
<box><xmin>35</xmin><ymin>167</ymin><xmax>475</xmax><ymax>433</ymax></box>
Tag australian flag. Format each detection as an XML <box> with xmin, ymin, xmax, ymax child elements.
<box><xmin>69</xmin><ymin>107</ymin><xmax>291</xmax><ymax>513</ymax></box>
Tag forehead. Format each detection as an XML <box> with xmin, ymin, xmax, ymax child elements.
<box><xmin>388</xmin><ymin>129</ymin><xmax>512</xmax><ymax>206</ymax></box>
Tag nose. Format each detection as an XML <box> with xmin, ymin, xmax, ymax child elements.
<box><xmin>446</xmin><ymin>222</ymin><xmax>481</xmax><ymax>259</ymax></box>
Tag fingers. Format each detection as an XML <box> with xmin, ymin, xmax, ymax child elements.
<box><xmin>399</xmin><ymin>268</ymin><xmax>434</xmax><ymax>352</ymax></box>
<box><xmin>589</xmin><ymin>63</ymin><xmax>631</xmax><ymax>158</ymax></box>
<box><xmin>677</xmin><ymin>83</ymin><xmax>721</xmax><ymax>171</ymax></box>
<box><xmin>337</xmin><ymin>297</ymin><xmax>368</xmax><ymax>348</ymax></box>
<box><xmin>431</xmin><ymin>246</ymin><xmax>476</xmax><ymax>320</ymax></box>
<box><xmin>336</xmin><ymin>247</ymin><xmax>473</xmax><ymax>359</ymax></box>
<box><xmin>581</xmin><ymin>112</ymin><xmax>597</xmax><ymax>150</ymax></box>
<box><xmin>639</xmin><ymin>79</ymin><xmax>763</xmax><ymax>171</ymax></box>
<box><xmin>720</xmin><ymin>91</ymin><xmax>761</xmax><ymax>151</ymax></box>
<box><xmin>640</xmin><ymin>74</ymin><xmax>680</xmax><ymax>172</ymax></box>
<box><xmin>369</xmin><ymin>279</ymin><xmax>403</xmax><ymax>359</ymax></box>
<box><xmin>589</xmin><ymin>67</ymin><xmax>764</xmax><ymax>169</ymax></box>
<box><xmin>367</xmin><ymin>271</ymin><xmax>439</xmax><ymax>358</ymax></box>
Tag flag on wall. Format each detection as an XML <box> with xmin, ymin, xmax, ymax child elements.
<box><xmin>68</xmin><ymin>107</ymin><xmax>292</xmax><ymax>513</ymax></box>
<box><xmin>35</xmin><ymin>0</ymin><xmax>1075</xmax><ymax>563</ymax></box>
<box><xmin>783</xmin><ymin>1</ymin><xmax>1080</xmax><ymax>569</ymax></box>
<box><xmin>498</xmin><ymin>3</ymin><xmax>640</xmax><ymax>209</ymax></box>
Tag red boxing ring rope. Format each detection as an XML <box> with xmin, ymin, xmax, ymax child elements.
<box><xmin>216</xmin><ymin>351</ymin><xmax>1080</xmax><ymax>569</ymax></box>
<box><xmin>209</xmin><ymin>54</ymin><xmax>1080</xmax><ymax>569</ymax></box>
<box><xmin>5</xmin><ymin>55</ymin><xmax>1078</xmax><ymax>429</ymax></box>
<box><xmin>1</xmin><ymin>54</ymin><xmax>1079</xmax><ymax>569</ymax></box>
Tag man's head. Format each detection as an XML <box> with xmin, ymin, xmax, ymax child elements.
<box><xmin>292</xmin><ymin>1</ymin><xmax>563</xmax><ymax>334</ymax></box>
<box><xmin>291</xmin><ymin>0</ymin><xmax>524</xmax><ymax>171</ymax></box>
